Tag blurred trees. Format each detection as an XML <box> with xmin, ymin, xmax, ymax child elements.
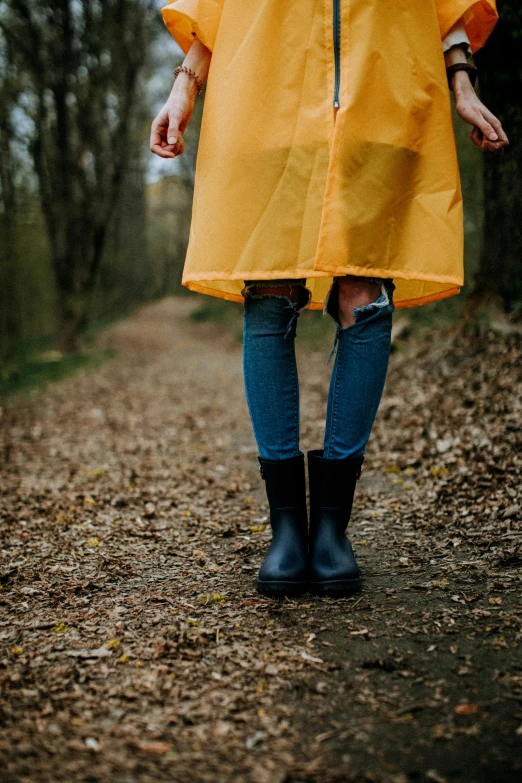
<box><xmin>0</xmin><ymin>0</ymin><xmax>159</xmax><ymax>351</ymax></box>
<box><xmin>0</xmin><ymin>32</ymin><xmax>21</xmax><ymax>353</ymax></box>
<box><xmin>471</xmin><ymin>3</ymin><xmax>522</xmax><ymax>310</ymax></box>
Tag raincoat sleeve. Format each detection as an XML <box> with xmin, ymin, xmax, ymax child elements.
<box><xmin>161</xmin><ymin>0</ymin><xmax>224</xmax><ymax>54</ymax></box>
<box><xmin>442</xmin><ymin>20</ymin><xmax>471</xmax><ymax>57</ymax></box>
<box><xmin>435</xmin><ymin>1</ymin><xmax>498</xmax><ymax>53</ymax></box>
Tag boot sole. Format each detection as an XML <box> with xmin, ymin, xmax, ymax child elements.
<box><xmin>309</xmin><ymin>577</ymin><xmax>362</xmax><ymax>597</ymax></box>
<box><xmin>256</xmin><ymin>580</ymin><xmax>308</xmax><ymax>597</ymax></box>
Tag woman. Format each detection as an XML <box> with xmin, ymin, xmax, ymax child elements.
<box><xmin>151</xmin><ymin>1</ymin><xmax>508</xmax><ymax>597</ymax></box>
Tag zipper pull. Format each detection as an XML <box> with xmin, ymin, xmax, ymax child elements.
<box><xmin>334</xmin><ymin>99</ymin><xmax>340</xmax><ymax>109</ymax></box>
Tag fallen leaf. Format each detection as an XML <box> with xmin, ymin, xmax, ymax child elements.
<box><xmin>64</xmin><ymin>647</ymin><xmax>111</xmax><ymax>659</ymax></box>
<box><xmin>454</xmin><ymin>703</ymin><xmax>479</xmax><ymax>715</ymax></box>
<box><xmin>245</xmin><ymin>731</ymin><xmax>264</xmax><ymax>750</ymax></box>
<box><xmin>139</xmin><ymin>741</ymin><xmax>173</xmax><ymax>754</ymax></box>
<box><xmin>301</xmin><ymin>651</ymin><xmax>324</xmax><ymax>664</ymax></box>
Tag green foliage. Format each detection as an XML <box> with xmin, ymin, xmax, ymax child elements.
<box><xmin>0</xmin><ymin>342</ymin><xmax>116</xmax><ymax>402</ymax></box>
<box><xmin>190</xmin><ymin>297</ymin><xmax>241</xmax><ymax>325</ymax></box>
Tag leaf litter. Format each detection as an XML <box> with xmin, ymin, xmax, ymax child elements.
<box><xmin>0</xmin><ymin>298</ymin><xmax>521</xmax><ymax>782</ymax></box>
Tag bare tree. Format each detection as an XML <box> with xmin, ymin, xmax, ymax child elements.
<box><xmin>470</xmin><ymin>4</ymin><xmax>522</xmax><ymax>311</ymax></box>
<box><xmin>0</xmin><ymin>32</ymin><xmax>21</xmax><ymax>356</ymax></box>
<box><xmin>0</xmin><ymin>0</ymin><xmax>156</xmax><ymax>351</ymax></box>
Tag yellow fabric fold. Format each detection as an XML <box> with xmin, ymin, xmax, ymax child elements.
<box><xmin>161</xmin><ymin>0</ymin><xmax>224</xmax><ymax>54</ymax></box>
<box><xmin>435</xmin><ymin>0</ymin><xmax>498</xmax><ymax>52</ymax></box>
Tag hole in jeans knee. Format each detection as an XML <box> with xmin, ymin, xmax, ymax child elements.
<box><xmin>323</xmin><ymin>277</ymin><xmax>395</xmax><ymax>364</ymax></box>
<box><xmin>242</xmin><ymin>281</ymin><xmax>311</xmax><ymax>311</ymax></box>
<box><xmin>324</xmin><ymin>278</ymin><xmax>394</xmax><ymax>347</ymax></box>
<box><xmin>242</xmin><ymin>281</ymin><xmax>311</xmax><ymax>340</ymax></box>
<box><xmin>352</xmin><ymin>281</ymin><xmax>390</xmax><ymax>321</ymax></box>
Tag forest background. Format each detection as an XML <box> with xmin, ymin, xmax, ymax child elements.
<box><xmin>0</xmin><ymin>0</ymin><xmax>520</xmax><ymax>396</ymax></box>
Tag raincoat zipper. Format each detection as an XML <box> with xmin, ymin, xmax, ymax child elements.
<box><xmin>333</xmin><ymin>0</ymin><xmax>341</xmax><ymax>108</ymax></box>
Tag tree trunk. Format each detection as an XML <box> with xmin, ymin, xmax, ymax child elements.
<box><xmin>55</xmin><ymin>291</ymin><xmax>89</xmax><ymax>354</ymax></box>
<box><xmin>0</xmin><ymin>74</ymin><xmax>20</xmax><ymax>359</ymax></box>
<box><xmin>0</xmin><ymin>220</ymin><xmax>20</xmax><ymax>359</ymax></box>
<box><xmin>468</xmin><ymin>6</ymin><xmax>522</xmax><ymax>311</ymax></box>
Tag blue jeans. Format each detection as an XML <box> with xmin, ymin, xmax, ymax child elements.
<box><xmin>242</xmin><ymin>277</ymin><xmax>395</xmax><ymax>460</ymax></box>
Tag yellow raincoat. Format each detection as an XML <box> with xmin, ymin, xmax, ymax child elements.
<box><xmin>161</xmin><ymin>0</ymin><xmax>498</xmax><ymax>310</ymax></box>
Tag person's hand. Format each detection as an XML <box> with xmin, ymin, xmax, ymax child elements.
<box><xmin>150</xmin><ymin>74</ymin><xmax>197</xmax><ymax>159</ymax></box>
<box><xmin>452</xmin><ymin>72</ymin><xmax>509</xmax><ymax>154</ymax></box>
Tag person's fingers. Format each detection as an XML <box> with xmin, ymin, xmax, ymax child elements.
<box><xmin>481</xmin><ymin>137</ymin><xmax>505</xmax><ymax>153</ymax></box>
<box><xmin>150</xmin><ymin>136</ymin><xmax>184</xmax><ymax>158</ymax></box>
<box><xmin>150</xmin><ymin>123</ymin><xmax>176</xmax><ymax>158</ymax></box>
<box><xmin>487</xmin><ymin>142</ymin><xmax>508</xmax><ymax>154</ymax></box>
<box><xmin>149</xmin><ymin>119</ymin><xmax>161</xmax><ymax>149</ymax></box>
<box><xmin>459</xmin><ymin>100</ymin><xmax>499</xmax><ymax>142</ymax></box>
<box><xmin>482</xmin><ymin>109</ymin><xmax>509</xmax><ymax>144</ymax></box>
<box><xmin>474</xmin><ymin>112</ymin><xmax>499</xmax><ymax>142</ymax></box>
<box><xmin>463</xmin><ymin>101</ymin><xmax>509</xmax><ymax>153</ymax></box>
<box><xmin>150</xmin><ymin>141</ymin><xmax>176</xmax><ymax>159</ymax></box>
<box><xmin>167</xmin><ymin>109</ymin><xmax>184</xmax><ymax>146</ymax></box>
<box><xmin>473</xmin><ymin>124</ymin><xmax>509</xmax><ymax>153</ymax></box>
<box><xmin>469</xmin><ymin>127</ymin><xmax>482</xmax><ymax>148</ymax></box>
<box><xmin>149</xmin><ymin>101</ymin><xmax>188</xmax><ymax>158</ymax></box>
<box><xmin>169</xmin><ymin>135</ymin><xmax>184</xmax><ymax>156</ymax></box>
<box><xmin>486</xmin><ymin>114</ymin><xmax>505</xmax><ymax>137</ymax></box>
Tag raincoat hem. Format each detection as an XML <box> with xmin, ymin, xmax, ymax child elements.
<box><xmin>183</xmin><ymin>267</ymin><xmax>463</xmax><ymax>286</ymax></box>
<box><xmin>183</xmin><ymin>282</ymin><xmax>461</xmax><ymax>311</ymax></box>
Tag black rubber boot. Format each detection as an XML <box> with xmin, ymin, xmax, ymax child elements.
<box><xmin>256</xmin><ymin>453</ymin><xmax>309</xmax><ymax>596</ymax></box>
<box><xmin>307</xmin><ymin>449</ymin><xmax>364</xmax><ymax>596</ymax></box>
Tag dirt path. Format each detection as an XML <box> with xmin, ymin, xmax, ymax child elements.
<box><xmin>1</xmin><ymin>298</ymin><xmax>521</xmax><ymax>783</ymax></box>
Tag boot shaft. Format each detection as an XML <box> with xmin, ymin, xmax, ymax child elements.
<box><xmin>307</xmin><ymin>449</ymin><xmax>363</xmax><ymax>532</ymax></box>
<box><xmin>256</xmin><ymin>453</ymin><xmax>309</xmax><ymax>593</ymax></box>
<box><xmin>258</xmin><ymin>453</ymin><xmax>307</xmax><ymax>513</ymax></box>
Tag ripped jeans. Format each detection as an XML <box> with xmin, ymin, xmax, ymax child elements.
<box><xmin>242</xmin><ymin>276</ymin><xmax>396</xmax><ymax>460</ymax></box>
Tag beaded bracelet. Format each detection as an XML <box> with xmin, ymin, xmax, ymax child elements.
<box><xmin>174</xmin><ymin>65</ymin><xmax>204</xmax><ymax>95</ymax></box>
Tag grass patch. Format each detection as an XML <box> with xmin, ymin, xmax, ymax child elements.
<box><xmin>0</xmin><ymin>345</ymin><xmax>117</xmax><ymax>403</ymax></box>
<box><xmin>397</xmin><ymin>293</ymin><xmax>464</xmax><ymax>339</ymax></box>
<box><xmin>189</xmin><ymin>296</ymin><xmax>244</xmax><ymax>343</ymax></box>
<box><xmin>189</xmin><ymin>296</ymin><xmax>242</xmax><ymax>326</ymax></box>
